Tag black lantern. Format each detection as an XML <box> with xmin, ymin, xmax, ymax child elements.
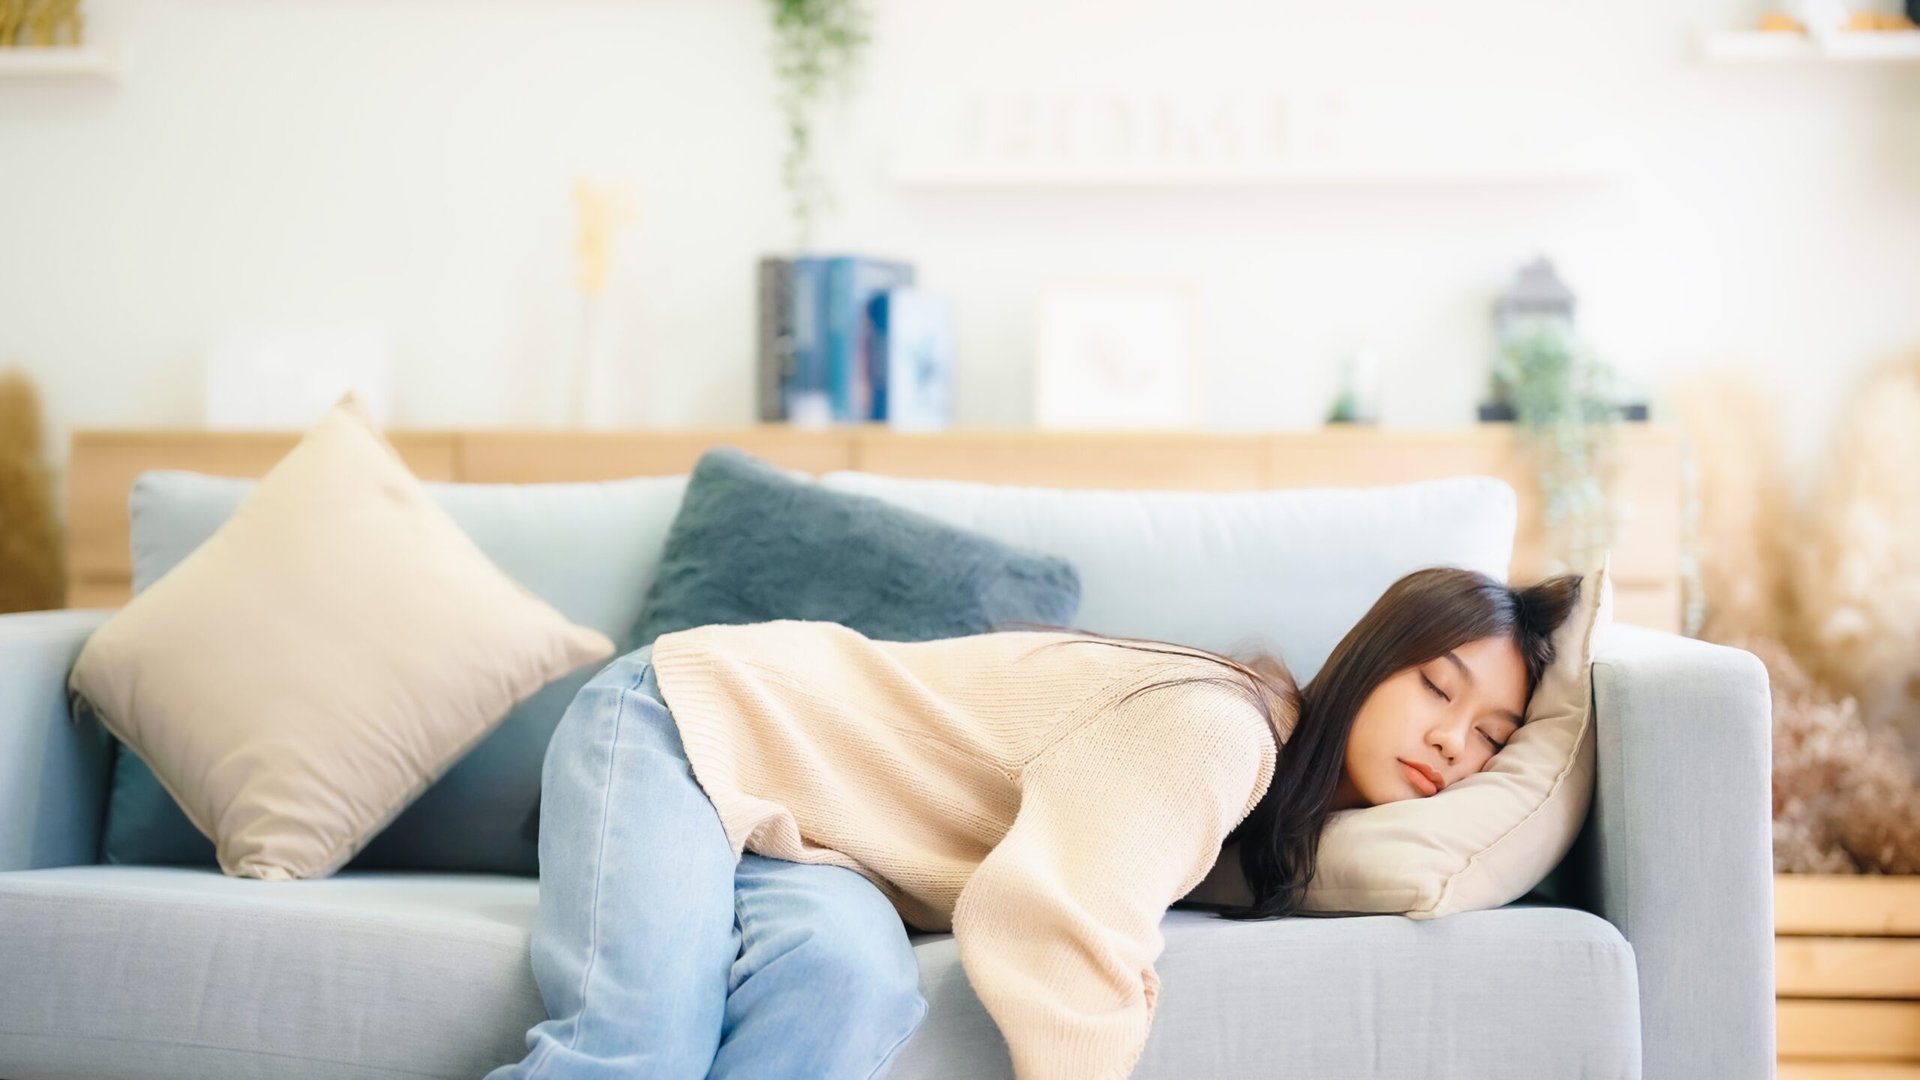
<box><xmin>1494</xmin><ymin>256</ymin><xmax>1577</xmax><ymax>342</ymax></box>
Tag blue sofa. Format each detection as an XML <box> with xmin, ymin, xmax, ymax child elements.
<box><xmin>0</xmin><ymin>471</ymin><xmax>1776</xmax><ymax>1079</ymax></box>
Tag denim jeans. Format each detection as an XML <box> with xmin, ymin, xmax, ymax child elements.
<box><xmin>485</xmin><ymin>646</ymin><xmax>930</xmax><ymax>1080</ymax></box>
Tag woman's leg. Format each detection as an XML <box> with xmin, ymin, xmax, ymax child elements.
<box><xmin>709</xmin><ymin>854</ymin><xmax>930</xmax><ymax>1079</ymax></box>
<box><xmin>486</xmin><ymin>648</ymin><xmax>741</xmax><ymax>1080</ymax></box>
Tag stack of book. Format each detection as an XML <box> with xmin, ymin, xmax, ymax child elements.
<box><xmin>757</xmin><ymin>255</ymin><xmax>955</xmax><ymax>430</ymax></box>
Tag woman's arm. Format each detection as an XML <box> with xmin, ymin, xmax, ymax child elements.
<box><xmin>949</xmin><ymin>683</ymin><xmax>1276</xmax><ymax>1080</ymax></box>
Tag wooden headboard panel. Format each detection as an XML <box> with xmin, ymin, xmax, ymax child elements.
<box><xmin>65</xmin><ymin>424</ymin><xmax>1685</xmax><ymax>632</ymax></box>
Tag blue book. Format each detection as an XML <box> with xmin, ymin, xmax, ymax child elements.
<box><xmin>784</xmin><ymin>256</ymin><xmax>833</xmax><ymax>425</ymax></box>
<box><xmin>870</xmin><ymin>287</ymin><xmax>955</xmax><ymax>431</ymax></box>
<box><xmin>823</xmin><ymin>256</ymin><xmax>916</xmax><ymax>422</ymax></box>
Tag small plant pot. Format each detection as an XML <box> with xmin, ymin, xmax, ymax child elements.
<box><xmin>1479</xmin><ymin>401</ymin><xmax>1647</xmax><ymax>423</ymax></box>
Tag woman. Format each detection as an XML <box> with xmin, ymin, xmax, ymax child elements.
<box><xmin>487</xmin><ymin>565</ymin><xmax>1579</xmax><ymax>1080</ymax></box>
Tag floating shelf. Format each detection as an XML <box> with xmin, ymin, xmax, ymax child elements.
<box><xmin>1698</xmin><ymin>29</ymin><xmax>1920</xmax><ymax>63</ymax></box>
<box><xmin>0</xmin><ymin>45</ymin><xmax>119</xmax><ymax>81</ymax></box>
<box><xmin>891</xmin><ymin>159</ymin><xmax>1616</xmax><ymax>188</ymax></box>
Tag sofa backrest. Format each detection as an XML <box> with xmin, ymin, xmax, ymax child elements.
<box><xmin>129</xmin><ymin>470</ymin><xmax>689</xmax><ymax>654</ymax></box>
<box><xmin>821</xmin><ymin>472</ymin><xmax>1517</xmax><ymax>682</ymax></box>
<box><xmin>131</xmin><ymin>468</ymin><xmax>1517</xmax><ymax>685</ymax></box>
<box><xmin>105</xmin><ymin>466</ymin><xmax>1515</xmax><ymax>874</ymax></box>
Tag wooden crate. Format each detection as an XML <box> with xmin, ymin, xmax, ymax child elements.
<box><xmin>1778</xmin><ymin>875</ymin><xmax>1920</xmax><ymax>1076</ymax></box>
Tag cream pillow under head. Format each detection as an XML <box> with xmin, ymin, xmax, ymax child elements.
<box><xmin>67</xmin><ymin>392</ymin><xmax>615</xmax><ymax>880</ymax></box>
<box><xmin>1300</xmin><ymin>555</ymin><xmax>1613</xmax><ymax>919</ymax></box>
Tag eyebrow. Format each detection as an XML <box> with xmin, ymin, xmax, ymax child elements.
<box><xmin>1443</xmin><ymin>650</ymin><xmax>1525</xmax><ymax>727</ymax></box>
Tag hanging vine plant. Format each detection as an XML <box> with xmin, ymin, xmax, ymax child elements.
<box><xmin>766</xmin><ymin>0</ymin><xmax>872</xmax><ymax>252</ymax></box>
<box><xmin>1493</xmin><ymin>320</ymin><xmax>1626</xmax><ymax>574</ymax></box>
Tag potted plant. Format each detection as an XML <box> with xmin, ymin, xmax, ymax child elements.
<box><xmin>766</xmin><ymin>0</ymin><xmax>872</xmax><ymax>252</ymax></box>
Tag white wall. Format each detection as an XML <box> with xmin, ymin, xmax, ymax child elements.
<box><xmin>4</xmin><ymin>0</ymin><xmax>1919</xmax><ymax>497</ymax></box>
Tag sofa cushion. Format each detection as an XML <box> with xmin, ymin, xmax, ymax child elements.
<box><xmin>68</xmin><ymin>394</ymin><xmax>611</xmax><ymax>880</ymax></box>
<box><xmin>896</xmin><ymin>904</ymin><xmax>1639</xmax><ymax>1080</ymax></box>
<box><xmin>0</xmin><ymin>866</ymin><xmax>544</xmax><ymax>1080</ymax></box>
<box><xmin>0</xmin><ymin>866</ymin><xmax>1638</xmax><ymax>1080</ymax></box>
<box><xmin>101</xmin><ymin>466</ymin><xmax>688</xmax><ymax>876</ymax></box>
<box><xmin>817</xmin><ymin>472</ymin><xmax>1517</xmax><ymax>682</ymax></box>
<box><xmin>633</xmin><ymin>446</ymin><xmax>1082</xmax><ymax>646</ymax></box>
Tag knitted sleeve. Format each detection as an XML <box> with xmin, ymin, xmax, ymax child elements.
<box><xmin>948</xmin><ymin>681</ymin><xmax>1276</xmax><ymax>1080</ymax></box>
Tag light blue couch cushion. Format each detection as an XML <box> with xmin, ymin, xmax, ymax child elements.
<box><xmin>100</xmin><ymin>470</ymin><xmax>687</xmax><ymax>876</ymax></box>
<box><xmin>0</xmin><ymin>865</ymin><xmax>1638</xmax><ymax>1080</ymax></box>
<box><xmin>0</xmin><ymin>866</ymin><xmax>545</xmax><ymax>1080</ymax></box>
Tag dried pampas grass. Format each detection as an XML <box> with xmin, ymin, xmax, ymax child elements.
<box><xmin>0</xmin><ymin>368</ymin><xmax>64</xmax><ymax>613</ymax></box>
<box><xmin>1669</xmin><ymin>366</ymin><xmax>1920</xmax><ymax>874</ymax></box>
<box><xmin>1665</xmin><ymin>376</ymin><xmax>1795</xmax><ymax>645</ymax></box>
<box><xmin>1751</xmin><ymin>635</ymin><xmax>1920</xmax><ymax>874</ymax></box>
<box><xmin>1792</xmin><ymin>352</ymin><xmax>1920</xmax><ymax>764</ymax></box>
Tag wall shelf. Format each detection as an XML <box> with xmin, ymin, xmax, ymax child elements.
<box><xmin>891</xmin><ymin>161</ymin><xmax>1616</xmax><ymax>188</ymax></box>
<box><xmin>1698</xmin><ymin>29</ymin><xmax>1920</xmax><ymax>63</ymax></box>
<box><xmin>0</xmin><ymin>45</ymin><xmax>119</xmax><ymax>81</ymax></box>
<box><xmin>889</xmin><ymin>85</ymin><xmax>1615</xmax><ymax>189</ymax></box>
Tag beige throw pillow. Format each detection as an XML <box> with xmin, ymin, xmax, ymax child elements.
<box><xmin>1300</xmin><ymin>555</ymin><xmax>1614</xmax><ymax>918</ymax></box>
<box><xmin>68</xmin><ymin>392</ymin><xmax>615</xmax><ymax>880</ymax></box>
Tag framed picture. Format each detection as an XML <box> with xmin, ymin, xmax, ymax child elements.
<box><xmin>1033</xmin><ymin>280</ymin><xmax>1201</xmax><ymax>429</ymax></box>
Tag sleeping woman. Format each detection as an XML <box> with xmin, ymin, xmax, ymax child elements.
<box><xmin>485</xmin><ymin>565</ymin><xmax>1580</xmax><ymax>1080</ymax></box>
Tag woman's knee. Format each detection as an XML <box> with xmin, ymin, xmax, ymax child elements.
<box><xmin>785</xmin><ymin>918</ymin><xmax>927</xmax><ymax>1027</ymax></box>
<box><xmin>545</xmin><ymin>659</ymin><xmax>676</xmax><ymax>785</ymax></box>
<box><xmin>585</xmin><ymin>646</ymin><xmax>653</xmax><ymax>691</ymax></box>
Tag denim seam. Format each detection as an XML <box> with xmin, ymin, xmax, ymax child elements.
<box><xmin>864</xmin><ymin>994</ymin><xmax>931</xmax><ymax>1080</ymax></box>
<box><xmin>528</xmin><ymin>667</ymin><xmax>645</xmax><ymax>1080</ymax></box>
<box><xmin>726</xmin><ymin>863</ymin><xmax>924</xmax><ymax>1079</ymax></box>
<box><xmin>730</xmin><ymin>875</ymin><xmax>759</xmax><ymax>997</ymax></box>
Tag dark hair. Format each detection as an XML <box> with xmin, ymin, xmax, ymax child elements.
<box><xmin>999</xmin><ymin>566</ymin><xmax>1581</xmax><ymax>921</ymax></box>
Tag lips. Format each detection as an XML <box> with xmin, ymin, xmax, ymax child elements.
<box><xmin>1400</xmin><ymin>760</ymin><xmax>1444</xmax><ymax>796</ymax></box>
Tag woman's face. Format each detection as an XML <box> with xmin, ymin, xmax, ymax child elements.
<box><xmin>1332</xmin><ymin>634</ymin><xmax>1531</xmax><ymax>810</ymax></box>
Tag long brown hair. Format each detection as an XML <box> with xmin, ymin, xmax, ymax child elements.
<box><xmin>999</xmin><ymin>565</ymin><xmax>1581</xmax><ymax>920</ymax></box>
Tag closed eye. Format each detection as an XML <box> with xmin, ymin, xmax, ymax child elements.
<box><xmin>1425</xmin><ymin>672</ymin><xmax>1504</xmax><ymax>750</ymax></box>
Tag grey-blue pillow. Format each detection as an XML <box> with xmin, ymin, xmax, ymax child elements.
<box><xmin>521</xmin><ymin>445</ymin><xmax>1082</xmax><ymax>840</ymax></box>
<box><xmin>636</xmin><ymin>446</ymin><xmax>1082</xmax><ymax>644</ymax></box>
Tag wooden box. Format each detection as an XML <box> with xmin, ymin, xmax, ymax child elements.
<box><xmin>1777</xmin><ymin>874</ymin><xmax>1920</xmax><ymax>1079</ymax></box>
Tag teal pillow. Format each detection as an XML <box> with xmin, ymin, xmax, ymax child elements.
<box><xmin>520</xmin><ymin>446</ymin><xmax>1082</xmax><ymax>840</ymax></box>
<box><xmin>101</xmin><ymin>470</ymin><xmax>687</xmax><ymax>876</ymax></box>
<box><xmin>636</xmin><ymin>446</ymin><xmax>1082</xmax><ymax>645</ymax></box>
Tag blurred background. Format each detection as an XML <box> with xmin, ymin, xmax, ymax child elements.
<box><xmin>4</xmin><ymin>0</ymin><xmax>1920</xmax><ymax>899</ymax></box>
<box><xmin>0</xmin><ymin>1</ymin><xmax>1913</xmax><ymax>452</ymax></box>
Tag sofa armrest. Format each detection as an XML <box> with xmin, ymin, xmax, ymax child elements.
<box><xmin>0</xmin><ymin>609</ymin><xmax>117</xmax><ymax>871</ymax></box>
<box><xmin>1574</xmin><ymin>624</ymin><xmax>1776</xmax><ymax>1080</ymax></box>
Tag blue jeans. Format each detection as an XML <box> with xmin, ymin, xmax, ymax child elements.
<box><xmin>486</xmin><ymin>647</ymin><xmax>930</xmax><ymax>1079</ymax></box>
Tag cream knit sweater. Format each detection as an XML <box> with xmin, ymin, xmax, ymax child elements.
<box><xmin>650</xmin><ymin>619</ymin><xmax>1282</xmax><ymax>1080</ymax></box>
